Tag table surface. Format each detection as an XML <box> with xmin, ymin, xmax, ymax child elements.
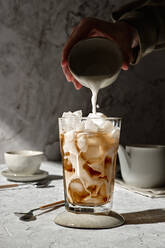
<box><xmin>0</xmin><ymin>161</ymin><xmax>165</xmax><ymax>248</ymax></box>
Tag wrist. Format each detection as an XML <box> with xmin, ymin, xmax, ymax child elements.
<box><xmin>116</xmin><ymin>21</ymin><xmax>140</xmax><ymax>64</ymax></box>
<box><xmin>119</xmin><ymin>21</ymin><xmax>139</xmax><ymax>48</ymax></box>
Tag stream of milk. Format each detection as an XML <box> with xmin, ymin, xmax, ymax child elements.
<box><xmin>91</xmin><ymin>88</ymin><xmax>98</xmax><ymax>114</ymax></box>
<box><xmin>87</xmin><ymin>80</ymin><xmax>105</xmax><ymax>115</ymax></box>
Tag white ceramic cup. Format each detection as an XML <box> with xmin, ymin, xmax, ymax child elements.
<box><xmin>118</xmin><ymin>145</ymin><xmax>165</xmax><ymax>188</ymax></box>
<box><xmin>4</xmin><ymin>150</ymin><xmax>45</xmax><ymax>175</ymax></box>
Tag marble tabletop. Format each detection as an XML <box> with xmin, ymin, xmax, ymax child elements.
<box><xmin>0</xmin><ymin>161</ymin><xmax>165</xmax><ymax>248</ymax></box>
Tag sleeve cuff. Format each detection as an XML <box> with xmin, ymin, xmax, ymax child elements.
<box><xmin>117</xmin><ymin>7</ymin><xmax>159</xmax><ymax>64</ymax></box>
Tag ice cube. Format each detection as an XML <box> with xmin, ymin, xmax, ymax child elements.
<box><xmin>101</xmin><ymin>121</ymin><xmax>114</xmax><ymax>133</ymax></box>
<box><xmin>82</xmin><ymin>134</ymin><xmax>105</xmax><ymax>163</ymax></box>
<box><xmin>111</xmin><ymin>127</ymin><xmax>120</xmax><ymax>139</ymax></box>
<box><xmin>87</xmin><ymin>161</ymin><xmax>105</xmax><ymax>174</ymax></box>
<box><xmin>87</xmin><ymin>112</ymin><xmax>108</xmax><ymax>129</ymax></box>
<box><xmin>85</xmin><ymin>119</ymin><xmax>98</xmax><ymax>132</ymax></box>
<box><xmin>62</xmin><ymin>111</ymin><xmax>74</xmax><ymax>118</ymax></box>
<box><xmin>88</xmin><ymin>112</ymin><xmax>107</xmax><ymax>118</ymax></box>
<box><xmin>75</xmin><ymin>121</ymin><xmax>84</xmax><ymax>131</ymax></box>
<box><xmin>77</xmin><ymin>133</ymin><xmax>88</xmax><ymax>152</ymax></box>
<box><xmin>73</xmin><ymin>110</ymin><xmax>83</xmax><ymax>118</ymax></box>
<box><xmin>63</xmin><ymin>131</ymin><xmax>78</xmax><ymax>154</ymax></box>
<box><xmin>68</xmin><ymin>178</ymin><xmax>89</xmax><ymax>203</ymax></box>
<box><xmin>66</xmin><ymin>153</ymin><xmax>77</xmax><ymax>170</ymax></box>
<box><xmin>60</xmin><ymin>116</ymin><xmax>74</xmax><ymax>132</ymax></box>
<box><xmin>98</xmin><ymin>182</ymin><xmax>107</xmax><ymax>199</ymax></box>
<box><xmin>61</xmin><ymin>110</ymin><xmax>83</xmax><ymax>132</ymax></box>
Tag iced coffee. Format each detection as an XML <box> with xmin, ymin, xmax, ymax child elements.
<box><xmin>59</xmin><ymin>111</ymin><xmax>121</xmax><ymax>213</ymax></box>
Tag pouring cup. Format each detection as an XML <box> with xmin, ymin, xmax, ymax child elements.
<box><xmin>68</xmin><ymin>37</ymin><xmax>123</xmax><ymax>89</ymax></box>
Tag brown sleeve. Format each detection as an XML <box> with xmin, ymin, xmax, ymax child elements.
<box><xmin>112</xmin><ymin>1</ymin><xmax>165</xmax><ymax>64</ymax></box>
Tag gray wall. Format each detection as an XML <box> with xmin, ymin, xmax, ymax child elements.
<box><xmin>0</xmin><ymin>0</ymin><xmax>165</xmax><ymax>162</ymax></box>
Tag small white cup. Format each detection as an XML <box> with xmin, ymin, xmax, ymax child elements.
<box><xmin>4</xmin><ymin>150</ymin><xmax>45</xmax><ymax>175</ymax></box>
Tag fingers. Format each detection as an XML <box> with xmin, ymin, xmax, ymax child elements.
<box><xmin>88</xmin><ymin>28</ymin><xmax>113</xmax><ymax>40</ymax></box>
<box><xmin>61</xmin><ymin>61</ymin><xmax>73</xmax><ymax>82</ymax></box>
<box><xmin>61</xmin><ymin>59</ymin><xmax>82</xmax><ymax>89</ymax></box>
<box><xmin>121</xmin><ymin>50</ymin><xmax>132</xmax><ymax>67</ymax></box>
<box><xmin>72</xmin><ymin>79</ymin><xmax>82</xmax><ymax>89</ymax></box>
<box><xmin>62</xmin><ymin>18</ymin><xmax>95</xmax><ymax>63</ymax></box>
<box><xmin>61</xmin><ymin>18</ymin><xmax>98</xmax><ymax>89</ymax></box>
<box><xmin>122</xmin><ymin>64</ymin><xmax>129</xmax><ymax>70</ymax></box>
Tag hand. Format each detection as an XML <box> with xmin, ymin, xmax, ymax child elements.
<box><xmin>61</xmin><ymin>17</ymin><xmax>138</xmax><ymax>89</ymax></box>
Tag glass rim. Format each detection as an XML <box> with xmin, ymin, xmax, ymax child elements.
<box><xmin>126</xmin><ymin>144</ymin><xmax>165</xmax><ymax>149</ymax></box>
<box><xmin>58</xmin><ymin>117</ymin><xmax>122</xmax><ymax>120</ymax></box>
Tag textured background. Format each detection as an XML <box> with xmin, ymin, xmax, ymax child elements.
<box><xmin>0</xmin><ymin>0</ymin><xmax>165</xmax><ymax>162</ymax></box>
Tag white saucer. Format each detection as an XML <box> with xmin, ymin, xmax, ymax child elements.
<box><xmin>54</xmin><ymin>211</ymin><xmax>125</xmax><ymax>229</ymax></box>
<box><xmin>1</xmin><ymin>169</ymin><xmax>48</xmax><ymax>182</ymax></box>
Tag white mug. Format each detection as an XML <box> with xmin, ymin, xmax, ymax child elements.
<box><xmin>4</xmin><ymin>150</ymin><xmax>45</xmax><ymax>175</ymax></box>
<box><xmin>118</xmin><ymin>145</ymin><xmax>165</xmax><ymax>188</ymax></box>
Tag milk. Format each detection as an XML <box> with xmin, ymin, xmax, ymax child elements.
<box><xmin>80</xmin><ymin>75</ymin><xmax>112</xmax><ymax>115</ymax></box>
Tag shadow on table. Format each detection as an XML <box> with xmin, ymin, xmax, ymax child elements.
<box><xmin>122</xmin><ymin>208</ymin><xmax>165</xmax><ymax>225</ymax></box>
<box><xmin>35</xmin><ymin>175</ymin><xmax>63</xmax><ymax>188</ymax></box>
<box><xmin>47</xmin><ymin>175</ymin><xmax>63</xmax><ymax>181</ymax></box>
<box><xmin>44</xmin><ymin>174</ymin><xmax>63</xmax><ymax>186</ymax></box>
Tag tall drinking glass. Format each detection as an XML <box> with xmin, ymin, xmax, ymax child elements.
<box><xmin>59</xmin><ymin>116</ymin><xmax>121</xmax><ymax>214</ymax></box>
